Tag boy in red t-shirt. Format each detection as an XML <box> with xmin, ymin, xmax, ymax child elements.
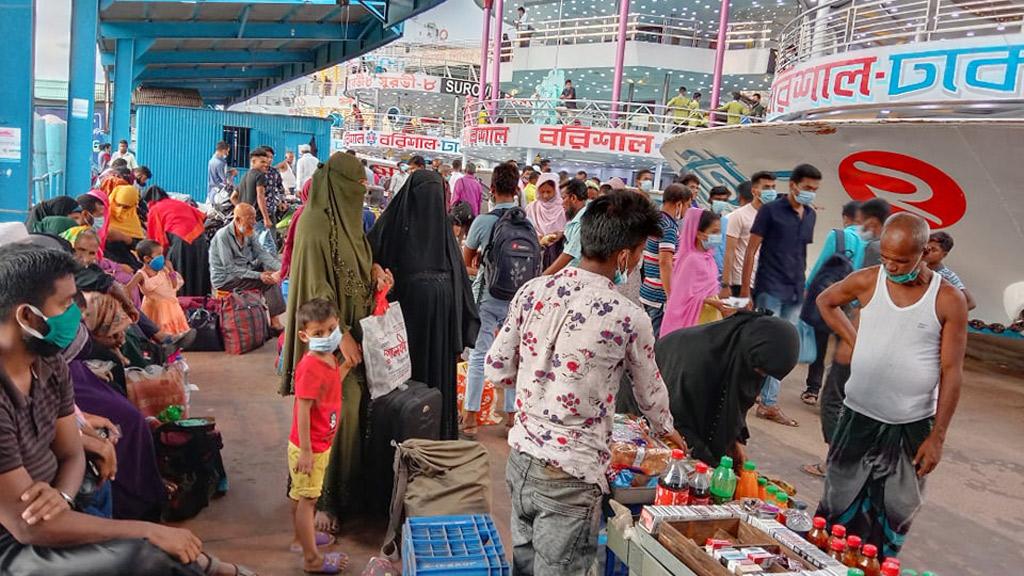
<box><xmin>288</xmin><ymin>298</ymin><xmax>352</xmax><ymax>574</ymax></box>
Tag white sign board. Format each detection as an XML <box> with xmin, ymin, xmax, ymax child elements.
<box><xmin>661</xmin><ymin>119</ymin><xmax>1024</xmax><ymax>322</ymax></box>
<box><xmin>0</xmin><ymin>127</ymin><xmax>21</xmax><ymax>162</ymax></box>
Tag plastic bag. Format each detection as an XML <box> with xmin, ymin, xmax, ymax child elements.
<box><xmin>126</xmin><ymin>361</ymin><xmax>188</xmax><ymax>419</ymax></box>
<box><xmin>360</xmin><ymin>291</ymin><xmax>413</xmax><ymax>399</ymax></box>
<box><xmin>797</xmin><ymin>319</ymin><xmax>817</xmax><ymax>364</ymax></box>
<box><xmin>608</xmin><ymin>414</ymin><xmax>672</xmax><ymax>476</ymax></box>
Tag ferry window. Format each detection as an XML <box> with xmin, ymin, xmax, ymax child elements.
<box><xmin>222</xmin><ymin>126</ymin><xmax>251</xmax><ymax>169</ymax></box>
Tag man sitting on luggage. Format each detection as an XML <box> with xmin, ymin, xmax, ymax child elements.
<box><xmin>209</xmin><ymin>203</ymin><xmax>286</xmax><ymax>332</ymax></box>
<box><xmin>0</xmin><ymin>243</ymin><xmax>253</xmax><ymax>575</ymax></box>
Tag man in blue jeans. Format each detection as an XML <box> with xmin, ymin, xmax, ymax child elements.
<box><xmin>459</xmin><ymin>161</ymin><xmax>521</xmax><ymax>438</ymax></box>
<box><xmin>740</xmin><ymin>163</ymin><xmax>821</xmax><ymax>427</ymax></box>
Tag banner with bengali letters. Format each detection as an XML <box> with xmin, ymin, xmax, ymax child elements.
<box><xmin>460</xmin><ymin>124</ymin><xmax>668</xmax><ymax>158</ymax></box>
<box><xmin>770</xmin><ymin>35</ymin><xmax>1024</xmax><ymax>117</ymax></box>
<box><xmin>345</xmin><ymin>73</ymin><xmax>442</xmax><ymax>93</ymax></box>
<box><xmin>660</xmin><ymin>119</ymin><xmax>1024</xmax><ymax>322</ymax></box>
<box><xmin>339</xmin><ymin>130</ymin><xmax>461</xmax><ymax>155</ymax></box>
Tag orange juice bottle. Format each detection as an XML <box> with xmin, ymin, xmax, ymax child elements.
<box><xmin>736</xmin><ymin>461</ymin><xmax>760</xmax><ymax>499</ymax></box>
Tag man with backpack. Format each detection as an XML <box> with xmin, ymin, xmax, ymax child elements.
<box><xmin>801</xmin><ymin>198</ymin><xmax>891</xmax><ymax>477</ymax></box>
<box><xmin>460</xmin><ymin>162</ymin><xmax>542</xmax><ymax>439</ymax></box>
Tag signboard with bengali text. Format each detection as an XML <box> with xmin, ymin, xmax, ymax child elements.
<box><xmin>345</xmin><ymin>73</ymin><xmax>441</xmax><ymax>93</ymax></box>
<box><xmin>461</xmin><ymin>124</ymin><xmax>668</xmax><ymax>159</ymax></box>
<box><xmin>339</xmin><ymin>129</ymin><xmax>462</xmax><ymax>155</ymax></box>
<box><xmin>770</xmin><ymin>35</ymin><xmax>1024</xmax><ymax>117</ymax></box>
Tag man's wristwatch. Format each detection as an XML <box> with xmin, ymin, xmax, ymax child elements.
<box><xmin>59</xmin><ymin>490</ymin><xmax>77</xmax><ymax>510</ymax></box>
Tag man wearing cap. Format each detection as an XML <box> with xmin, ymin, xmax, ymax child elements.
<box><xmin>295</xmin><ymin>145</ymin><xmax>319</xmax><ymax>191</ymax></box>
<box><xmin>585</xmin><ymin>179</ymin><xmax>601</xmax><ymax>200</ymax></box>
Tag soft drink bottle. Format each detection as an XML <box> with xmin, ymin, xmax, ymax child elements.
<box><xmin>654</xmin><ymin>449</ymin><xmax>690</xmax><ymax>505</ymax></box>
<box><xmin>736</xmin><ymin>461</ymin><xmax>759</xmax><ymax>499</ymax></box>
<box><xmin>829</xmin><ymin>539</ymin><xmax>847</xmax><ymax>562</ymax></box>
<box><xmin>843</xmin><ymin>535</ymin><xmax>863</xmax><ymax>567</ymax></box>
<box><xmin>709</xmin><ymin>456</ymin><xmax>737</xmax><ymax>504</ymax></box>
<box><xmin>784</xmin><ymin>501</ymin><xmax>813</xmax><ymax>538</ymax></box>
<box><xmin>807</xmin><ymin>516</ymin><xmax>829</xmax><ymax>551</ymax></box>
<box><xmin>857</xmin><ymin>544</ymin><xmax>881</xmax><ymax>576</ymax></box>
<box><xmin>847</xmin><ymin>570</ymin><xmax>865</xmax><ymax>576</ymax></box>
<box><xmin>828</xmin><ymin>524</ymin><xmax>847</xmax><ymax>552</ymax></box>
<box><xmin>689</xmin><ymin>461</ymin><xmax>712</xmax><ymax>505</ymax></box>
<box><xmin>880</xmin><ymin>561</ymin><xmax>900</xmax><ymax>576</ymax></box>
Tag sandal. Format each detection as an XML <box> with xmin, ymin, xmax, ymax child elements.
<box><xmin>800</xmin><ymin>391</ymin><xmax>818</xmax><ymax>406</ymax></box>
<box><xmin>304</xmin><ymin>551</ymin><xmax>349</xmax><ymax>575</ymax></box>
<box><xmin>290</xmin><ymin>532</ymin><xmax>336</xmax><ymax>553</ymax></box>
<box><xmin>202</xmin><ymin>553</ymin><xmax>258</xmax><ymax>576</ymax></box>
<box><xmin>458</xmin><ymin>426</ymin><xmax>478</xmax><ymax>440</ymax></box>
<box><xmin>801</xmin><ymin>462</ymin><xmax>826</xmax><ymax>478</ymax></box>
<box><xmin>756</xmin><ymin>405</ymin><xmax>799</xmax><ymax>427</ymax></box>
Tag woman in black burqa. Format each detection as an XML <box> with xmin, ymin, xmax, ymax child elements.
<box><xmin>367</xmin><ymin>169</ymin><xmax>479</xmax><ymax>440</ymax></box>
<box><xmin>656</xmin><ymin>311</ymin><xmax>799</xmax><ymax>465</ymax></box>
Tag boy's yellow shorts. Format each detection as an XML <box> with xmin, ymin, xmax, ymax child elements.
<box><xmin>287</xmin><ymin>443</ymin><xmax>331</xmax><ymax>500</ymax></box>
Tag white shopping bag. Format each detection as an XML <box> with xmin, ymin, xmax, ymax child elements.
<box><xmin>360</xmin><ymin>291</ymin><xmax>412</xmax><ymax>399</ymax></box>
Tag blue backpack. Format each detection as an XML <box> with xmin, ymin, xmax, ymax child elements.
<box><xmin>481</xmin><ymin>207</ymin><xmax>542</xmax><ymax>300</ymax></box>
<box><xmin>800</xmin><ymin>228</ymin><xmax>854</xmax><ymax>331</ymax></box>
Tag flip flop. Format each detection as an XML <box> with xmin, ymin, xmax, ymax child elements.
<box><xmin>304</xmin><ymin>551</ymin><xmax>349</xmax><ymax>575</ymax></box>
<box><xmin>202</xmin><ymin>554</ymin><xmax>258</xmax><ymax>576</ymax></box>
<box><xmin>800</xmin><ymin>391</ymin><xmax>818</xmax><ymax>406</ymax></box>
<box><xmin>290</xmin><ymin>532</ymin><xmax>336</xmax><ymax>553</ymax></box>
<box><xmin>801</xmin><ymin>462</ymin><xmax>826</xmax><ymax>478</ymax></box>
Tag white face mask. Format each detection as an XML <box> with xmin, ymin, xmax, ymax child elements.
<box><xmin>307</xmin><ymin>326</ymin><xmax>342</xmax><ymax>353</ymax></box>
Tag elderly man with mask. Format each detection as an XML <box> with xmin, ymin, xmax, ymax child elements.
<box><xmin>209</xmin><ymin>203</ymin><xmax>286</xmax><ymax>331</ymax></box>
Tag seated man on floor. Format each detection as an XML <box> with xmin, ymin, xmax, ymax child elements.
<box><xmin>0</xmin><ymin>244</ymin><xmax>253</xmax><ymax>575</ymax></box>
<box><xmin>209</xmin><ymin>203</ymin><xmax>286</xmax><ymax>332</ymax></box>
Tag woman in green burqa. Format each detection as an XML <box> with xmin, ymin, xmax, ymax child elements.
<box><xmin>279</xmin><ymin>152</ymin><xmax>391</xmax><ymax>527</ymax></box>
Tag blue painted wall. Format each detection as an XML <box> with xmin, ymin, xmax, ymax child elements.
<box><xmin>135</xmin><ymin>105</ymin><xmax>330</xmax><ymax>201</ymax></box>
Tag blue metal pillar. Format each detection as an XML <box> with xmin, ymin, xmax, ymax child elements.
<box><xmin>66</xmin><ymin>0</ymin><xmax>100</xmax><ymax>197</ymax></box>
<box><xmin>112</xmin><ymin>38</ymin><xmax>135</xmax><ymax>146</ymax></box>
<box><xmin>0</xmin><ymin>0</ymin><xmax>34</xmax><ymax>220</ymax></box>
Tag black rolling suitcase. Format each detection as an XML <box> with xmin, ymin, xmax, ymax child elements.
<box><xmin>365</xmin><ymin>380</ymin><xmax>441</xmax><ymax>516</ymax></box>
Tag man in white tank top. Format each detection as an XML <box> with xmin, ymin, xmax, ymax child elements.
<box><xmin>813</xmin><ymin>213</ymin><xmax>967</xmax><ymax>560</ymax></box>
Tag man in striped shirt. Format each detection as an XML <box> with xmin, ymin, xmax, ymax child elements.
<box><xmin>639</xmin><ymin>183</ymin><xmax>692</xmax><ymax>336</ymax></box>
<box><xmin>924</xmin><ymin>231</ymin><xmax>976</xmax><ymax>311</ymax></box>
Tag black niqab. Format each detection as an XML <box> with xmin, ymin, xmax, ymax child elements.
<box><xmin>655</xmin><ymin>311</ymin><xmax>799</xmax><ymax>464</ymax></box>
<box><xmin>26</xmin><ymin>196</ymin><xmax>81</xmax><ymax>231</ymax></box>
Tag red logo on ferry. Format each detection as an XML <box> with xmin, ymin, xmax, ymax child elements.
<box><xmin>838</xmin><ymin>151</ymin><xmax>966</xmax><ymax>229</ymax></box>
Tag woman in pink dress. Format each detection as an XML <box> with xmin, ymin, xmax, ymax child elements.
<box><xmin>660</xmin><ymin>207</ymin><xmax>733</xmax><ymax>337</ymax></box>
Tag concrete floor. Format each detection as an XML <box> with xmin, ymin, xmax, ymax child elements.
<box><xmin>181</xmin><ymin>342</ymin><xmax>1023</xmax><ymax>575</ymax></box>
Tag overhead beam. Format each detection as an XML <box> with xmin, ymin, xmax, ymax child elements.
<box><xmin>101</xmin><ymin>20</ymin><xmax>367</xmax><ymax>40</ymax></box>
<box><xmin>138</xmin><ymin>67</ymin><xmax>280</xmax><ymax>81</ymax></box>
<box><xmin>351</xmin><ymin>0</ymin><xmax>388</xmax><ymax>23</ymax></box>
<box><xmin>104</xmin><ymin>0</ymin><xmax>337</xmax><ymax>4</ymax></box>
<box><xmin>236</xmin><ymin>5</ymin><xmax>251</xmax><ymax>38</ymax></box>
<box><xmin>138</xmin><ymin>50</ymin><xmax>313</xmax><ymax>65</ymax></box>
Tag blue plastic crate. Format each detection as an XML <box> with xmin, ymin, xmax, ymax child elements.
<box><xmin>402</xmin><ymin>514</ymin><xmax>510</xmax><ymax>576</ymax></box>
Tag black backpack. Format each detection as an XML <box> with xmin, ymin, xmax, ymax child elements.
<box><xmin>481</xmin><ymin>207</ymin><xmax>542</xmax><ymax>300</ymax></box>
<box><xmin>800</xmin><ymin>228</ymin><xmax>854</xmax><ymax>331</ymax></box>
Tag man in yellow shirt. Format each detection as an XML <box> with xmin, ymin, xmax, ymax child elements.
<box><xmin>523</xmin><ymin>171</ymin><xmax>539</xmax><ymax>205</ymax></box>
<box><xmin>665</xmin><ymin>87</ymin><xmax>691</xmax><ymax>133</ymax></box>
<box><xmin>687</xmin><ymin>92</ymin><xmax>707</xmax><ymax>128</ymax></box>
<box><xmin>717</xmin><ymin>91</ymin><xmax>750</xmax><ymax>125</ymax></box>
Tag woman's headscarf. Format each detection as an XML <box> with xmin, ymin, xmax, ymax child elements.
<box><xmin>25</xmin><ymin>196</ymin><xmax>81</xmax><ymax>231</ymax></box>
<box><xmin>368</xmin><ymin>169</ymin><xmax>479</xmax><ymax>349</ymax></box>
<box><xmin>279</xmin><ymin>152</ymin><xmax>373</xmax><ymax>393</ymax></box>
<box><xmin>525</xmin><ymin>174</ymin><xmax>566</xmax><ymax>236</ymax></box>
<box><xmin>660</xmin><ymin>207</ymin><xmax>721</xmax><ymax>336</ymax></box>
<box><xmin>60</xmin><ymin>225</ymin><xmax>91</xmax><ymax>246</ymax></box>
<box><xmin>33</xmin><ymin>215</ymin><xmax>77</xmax><ymax>236</ymax></box>
<box><xmin>106</xmin><ymin>185</ymin><xmax>145</xmax><ymax>239</ymax></box>
<box><xmin>83</xmin><ymin>292</ymin><xmax>133</xmax><ymax>343</ymax></box>
<box><xmin>655</xmin><ymin>311</ymin><xmax>799</xmax><ymax>464</ymax></box>
<box><xmin>99</xmin><ymin>176</ymin><xmax>130</xmax><ymax>199</ymax></box>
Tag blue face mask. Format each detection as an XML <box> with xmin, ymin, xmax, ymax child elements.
<box><xmin>308</xmin><ymin>326</ymin><xmax>342</xmax><ymax>353</ymax></box>
<box><xmin>92</xmin><ymin>216</ymin><xmax>104</xmax><ymax>231</ymax></box>
<box><xmin>702</xmin><ymin>234</ymin><xmax>723</xmax><ymax>250</ymax></box>
<box><xmin>795</xmin><ymin>190</ymin><xmax>817</xmax><ymax>206</ymax></box>
<box><xmin>886</xmin><ymin>266</ymin><xmax>921</xmax><ymax>284</ymax></box>
<box><xmin>759</xmin><ymin>189</ymin><xmax>777</xmax><ymax>203</ymax></box>
<box><xmin>711</xmin><ymin>200</ymin><xmax>731</xmax><ymax>215</ymax></box>
<box><xmin>148</xmin><ymin>255</ymin><xmax>165</xmax><ymax>272</ymax></box>
<box><xmin>640</xmin><ymin>180</ymin><xmax>653</xmax><ymax>192</ymax></box>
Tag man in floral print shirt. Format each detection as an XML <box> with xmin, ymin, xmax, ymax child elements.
<box><xmin>487</xmin><ymin>191</ymin><xmax>685</xmax><ymax>575</ymax></box>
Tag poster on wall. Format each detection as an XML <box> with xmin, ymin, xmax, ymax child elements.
<box><xmin>770</xmin><ymin>35</ymin><xmax>1024</xmax><ymax>117</ymax></box>
<box><xmin>660</xmin><ymin>119</ymin><xmax>1024</xmax><ymax>322</ymax></box>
